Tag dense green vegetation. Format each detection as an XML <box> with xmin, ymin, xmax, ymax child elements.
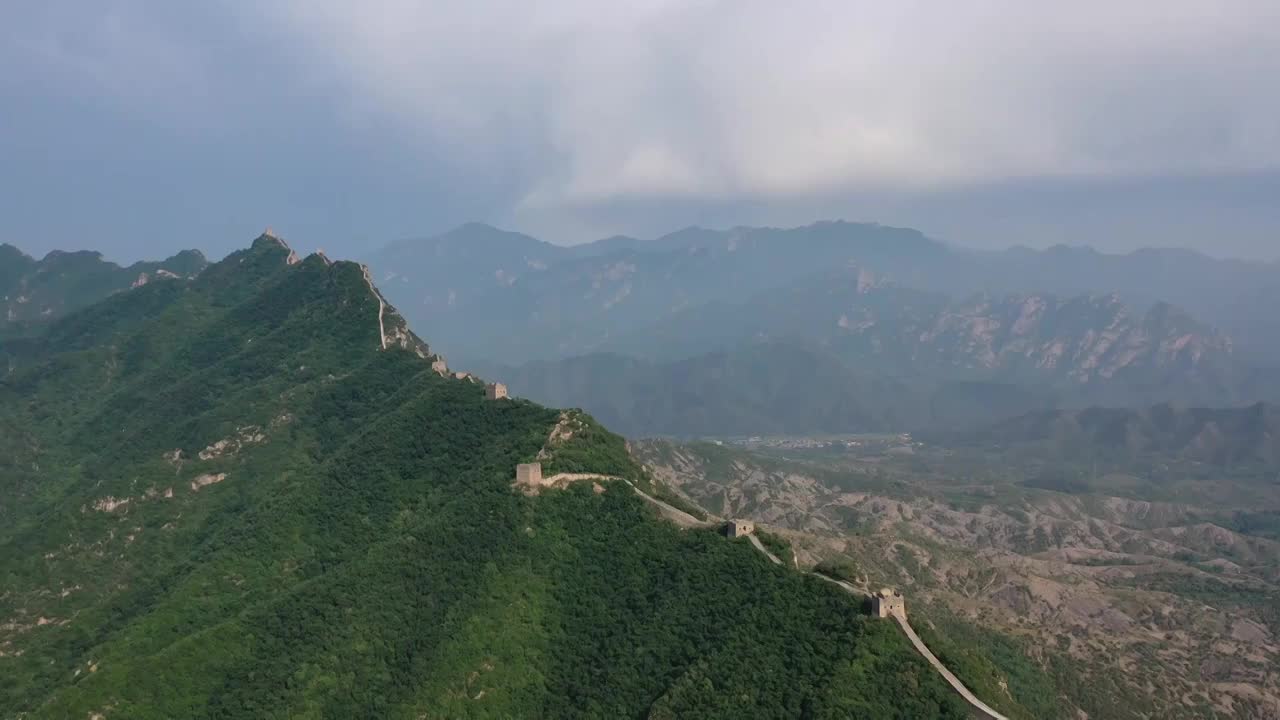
<box><xmin>754</xmin><ymin>528</ymin><xmax>794</xmax><ymax>565</ymax></box>
<box><xmin>912</xmin><ymin>604</ymin><xmax>1065</xmax><ymax>720</ymax></box>
<box><xmin>0</xmin><ymin>243</ymin><xmax>206</xmax><ymax>338</ymax></box>
<box><xmin>0</xmin><ymin>236</ymin><xmax>968</xmax><ymax>718</ymax></box>
<box><xmin>814</xmin><ymin>557</ymin><xmax>867</xmax><ymax>586</ymax></box>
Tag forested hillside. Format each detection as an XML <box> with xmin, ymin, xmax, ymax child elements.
<box><xmin>0</xmin><ymin>243</ymin><xmax>206</xmax><ymax>336</ymax></box>
<box><xmin>0</xmin><ymin>234</ymin><xmax>966</xmax><ymax>718</ymax></box>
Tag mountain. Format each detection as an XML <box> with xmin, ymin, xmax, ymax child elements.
<box><xmin>489</xmin><ymin>342</ymin><xmax>927</xmax><ymax>437</ymax></box>
<box><xmin>964</xmin><ymin>245</ymin><xmax>1280</xmax><ymax>363</ymax></box>
<box><xmin>370</xmin><ymin>222</ymin><xmax>563</xmax><ymax>314</ymax></box>
<box><xmin>490</xmin><ymin>341</ymin><xmax>1058</xmax><ymax>437</ymax></box>
<box><xmin>369</xmin><ymin>220</ymin><xmax>1280</xmax><ymax>366</ymax></box>
<box><xmin>613</xmin><ymin>270</ymin><xmax>1240</xmax><ymax>404</ymax></box>
<box><xmin>366</xmin><ymin>221</ymin><xmax>956</xmax><ymax>364</ymax></box>
<box><xmin>0</xmin><ymin>243</ymin><xmax>207</xmax><ymax>335</ymax></box>
<box><xmin>366</xmin><ymin>222</ymin><xmax>1271</xmax><ymax>436</ymax></box>
<box><xmin>488</xmin><ymin>272</ymin><xmax>1240</xmax><ymax>436</ymax></box>
<box><xmin>0</xmin><ymin>234</ymin><xmax>969</xmax><ymax>718</ymax></box>
<box><xmin>963</xmin><ymin>401</ymin><xmax>1280</xmax><ymax>468</ymax></box>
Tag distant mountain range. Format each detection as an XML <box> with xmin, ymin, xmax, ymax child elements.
<box><xmin>6</xmin><ymin>220</ymin><xmax>1276</xmax><ymax>437</ymax></box>
<box><xmin>367</xmin><ymin>222</ymin><xmax>1275</xmax><ymax>433</ymax></box>
<box><xmin>960</xmin><ymin>401</ymin><xmax>1280</xmax><ymax>468</ymax></box>
<box><xmin>487</xmin><ymin>340</ymin><xmax>1084</xmax><ymax>437</ymax></box>
<box><xmin>368</xmin><ymin>220</ymin><xmax>1280</xmax><ymax>364</ymax></box>
<box><xmin>484</xmin><ymin>342</ymin><xmax>930</xmax><ymax>437</ymax></box>
<box><xmin>1</xmin><ymin>244</ymin><xmax>206</xmax><ymax>334</ymax></box>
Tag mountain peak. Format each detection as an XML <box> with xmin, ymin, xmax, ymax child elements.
<box><xmin>251</xmin><ymin>230</ymin><xmax>300</xmax><ymax>265</ymax></box>
<box><xmin>0</xmin><ymin>242</ymin><xmax>33</xmax><ymax>262</ymax></box>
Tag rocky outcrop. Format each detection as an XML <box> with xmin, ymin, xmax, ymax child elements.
<box><xmin>831</xmin><ymin>289</ymin><xmax>1234</xmax><ymax>389</ymax></box>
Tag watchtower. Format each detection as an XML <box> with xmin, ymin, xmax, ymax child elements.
<box><xmin>431</xmin><ymin>355</ymin><xmax>448</xmax><ymax>375</ymax></box>
<box><xmin>486</xmin><ymin>382</ymin><xmax>508</xmax><ymax>400</ymax></box>
<box><xmin>873</xmin><ymin>588</ymin><xmax>906</xmax><ymax>618</ymax></box>
<box><xmin>727</xmin><ymin>519</ymin><xmax>755</xmax><ymax>538</ymax></box>
<box><xmin>516</xmin><ymin>462</ymin><xmax>543</xmax><ymax>487</ymax></box>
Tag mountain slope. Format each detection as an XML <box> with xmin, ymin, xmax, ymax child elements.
<box><xmin>491</xmin><ymin>341</ymin><xmax>1061</xmax><ymax>436</ymax></box>
<box><xmin>0</xmin><ymin>235</ymin><xmax>966</xmax><ymax>719</ymax></box>
<box><xmin>368</xmin><ymin>221</ymin><xmax>955</xmax><ymax>364</ymax></box>
<box><xmin>487</xmin><ymin>273</ymin><xmax>1238</xmax><ymax>437</ymax></box>
<box><xmin>369</xmin><ymin>220</ymin><xmax>1280</xmax><ymax>367</ymax></box>
<box><xmin>610</xmin><ymin>270</ymin><xmax>1239</xmax><ymax>404</ymax></box>
<box><xmin>0</xmin><ymin>243</ymin><xmax>207</xmax><ymax>335</ymax></box>
<box><xmin>635</xmin><ymin>438</ymin><xmax>1280</xmax><ymax>719</ymax></box>
<box><xmin>964</xmin><ymin>401</ymin><xmax>1280</xmax><ymax>468</ymax></box>
<box><xmin>490</xmin><ymin>342</ymin><xmax>925</xmax><ymax>437</ymax></box>
<box><xmin>369</xmin><ymin>222</ymin><xmax>1263</xmax><ymax>428</ymax></box>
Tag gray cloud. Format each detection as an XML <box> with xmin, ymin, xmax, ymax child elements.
<box><xmin>2</xmin><ymin>1</ymin><xmax>1279</xmax><ymax>260</ymax></box>
<box><xmin>262</xmin><ymin>1</ymin><xmax>1280</xmax><ymax>204</ymax></box>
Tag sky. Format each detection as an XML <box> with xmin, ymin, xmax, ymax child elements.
<box><xmin>2</xmin><ymin>0</ymin><xmax>1279</xmax><ymax>263</ymax></box>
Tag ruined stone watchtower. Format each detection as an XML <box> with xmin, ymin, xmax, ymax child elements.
<box><xmin>873</xmin><ymin>588</ymin><xmax>906</xmax><ymax>618</ymax></box>
<box><xmin>515</xmin><ymin>462</ymin><xmax>542</xmax><ymax>487</ymax></box>
<box><xmin>726</xmin><ymin>519</ymin><xmax>755</xmax><ymax>538</ymax></box>
<box><xmin>486</xmin><ymin>382</ymin><xmax>508</xmax><ymax>400</ymax></box>
<box><xmin>430</xmin><ymin>355</ymin><xmax>448</xmax><ymax>375</ymax></box>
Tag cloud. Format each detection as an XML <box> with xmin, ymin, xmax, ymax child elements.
<box><xmin>260</xmin><ymin>0</ymin><xmax>1280</xmax><ymax>209</ymax></box>
<box><xmin>3</xmin><ymin>1</ymin><xmax>1278</xmax><ymax>259</ymax></box>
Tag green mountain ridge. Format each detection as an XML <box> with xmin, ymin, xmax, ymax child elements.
<box><xmin>0</xmin><ymin>242</ymin><xmax>207</xmax><ymax>337</ymax></box>
<box><xmin>0</xmin><ymin>235</ymin><xmax>968</xmax><ymax>718</ymax></box>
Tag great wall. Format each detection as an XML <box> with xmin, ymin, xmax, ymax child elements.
<box><xmin>212</xmin><ymin>229</ymin><xmax>1007</xmax><ymax>717</ymax></box>
<box><xmin>325</xmin><ymin>241</ymin><xmax>1013</xmax><ymax>719</ymax></box>
<box><xmin>513</xmin><ymin>460</ymin><xmax>1010</xmax><ymax>720</ymax></box>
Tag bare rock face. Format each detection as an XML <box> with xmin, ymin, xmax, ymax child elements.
<box><xmin>190</xmin><ymin>473</ymin><xmax>227</xmax><ymax>491</ymax></box>
<box><xmin>636</xmin><ymin>438</ymin><xmax>1280</xmax><ymax>719</ymax></box>
<box><xmin>835</xmin><ymin>290</ymin><xmax>1233</xmax><ymax>387</ymax></box>
<box><xmin>198</xmin><ymin>426</ymin><xmax>266</xmax><ymax>460</ymax></box>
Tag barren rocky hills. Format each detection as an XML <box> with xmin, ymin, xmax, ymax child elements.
<box><xmin>636</xmin><ymin>438</ymin><xmax>1280</xmax><ymax>719</ymax></box>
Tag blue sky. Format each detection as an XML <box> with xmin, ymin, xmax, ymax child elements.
<box><xmin>3</xmin><ymin>1</ymin><xmax>1278</xmax><ymax>262</ymax></box>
